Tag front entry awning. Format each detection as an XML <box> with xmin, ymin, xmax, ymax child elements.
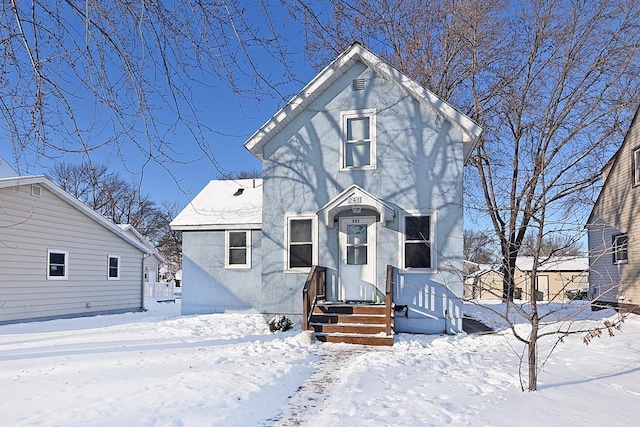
<box><xmin>317</xmin><ymin>185</ymin><xmax>395</xmax><ymax>228</ymax></box>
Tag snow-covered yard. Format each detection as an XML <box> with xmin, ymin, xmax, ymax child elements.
<box><xmin>1</xmin><ymin>299</ymin><xmax>639</xmax><ymax>426</ymax></box>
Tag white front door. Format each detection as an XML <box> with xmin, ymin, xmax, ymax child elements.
<box><xmin>338</xmin><ymin>216</ymin><xmax>377</xmax><ymax>301</ymax></box>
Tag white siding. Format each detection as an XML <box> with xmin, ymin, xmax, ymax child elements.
<box><xmin>0</xmin><ymin>183</ymin><xmax>144</xmax><ymax>323</ymax></box>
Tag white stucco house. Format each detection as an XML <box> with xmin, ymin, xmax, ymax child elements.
<box><xmin>171</xmin><ymin>43</ymin><xmax>482</xmax><ymax>344</ymax></box>
<box><xmin>0</xmin><ymin>168</ymin><xmax>154</xmax><ymax>324</ymax></box>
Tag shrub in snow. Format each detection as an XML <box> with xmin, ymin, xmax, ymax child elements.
<box><xmin>268</xmin><ymin>315</ymin><xmax>293</xmax><ymax>332</ymax></box>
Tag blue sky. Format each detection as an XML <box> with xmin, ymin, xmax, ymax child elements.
<box><xmin>0</xmin><ymin>4</ymin><xmax>317</xmax><ymax>210</ymax></box>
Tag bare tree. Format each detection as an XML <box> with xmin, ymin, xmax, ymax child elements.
<box><xmin>464</xmin><ymin>229</ymin><xmax>496</xmax><ymax>264</ymax></box>
<box><xmin>519</xmin><ymin>231</ymin><xmax>584</xmax><ymax>258</ymax></box>
<box><xmin>298</xmin><ymin>0</ymin><xmax>640</xmax><ymax>391</ymax></box>
<box><xmin>1</xmin><ymin>1</ymin><xmax>299</xmax><ymax>180</ymax></box>
<box><xmin>49</xmin><ymin>161</ymin><xmax>165</xmax><ymax>242</ymax></box>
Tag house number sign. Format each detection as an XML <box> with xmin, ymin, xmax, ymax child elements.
<box><xmin>347</xmin><ymin>196</ymin><xmax>362</xmax><ymax>204</ymax></box>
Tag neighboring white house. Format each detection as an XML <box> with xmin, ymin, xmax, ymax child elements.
<box><xmin>172</xmin><ymin>43</ymin><xmax>482</xmax><ymax>342</ymax></box>
<box><xmin>117</xmin><ymin>224</ymin><xmax>166</xmax><ymax>283</ymax></box>
<box><xmin>0</xmin><ymin>172</ymin><xmax>153</xmax><ymax>324</ymax></box>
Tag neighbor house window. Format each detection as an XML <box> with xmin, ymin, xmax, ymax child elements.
<box><xmin>402</xmin><ymin>214</ymin><xmax>433</xmax><ymax>269</ymax></box>
<box><xmin>613</xmin><ymin>234</ymin><xmax>628</xmax><ymax>264</ymax></box>
<box><xmin>47</xmin><ymin>250</ymin><xmax>68</xmax><ymax>280</ymax></box>
<box><xmin>225</xmin><ymin>230</ymin><xmax>251</xmax><ymax>268</ymax></box>
<box><xmin>341</xmin><ymin>109</ymin><xmax>376</xmax><ymax>169</ymax></box>
<box><xmin>634</xmin><ymin>148</ymin><xmax>640</xmax><ymax>186</ymax></box>
<box><xmin>286</xmin><ymin>215</ymin><xmax>316</xmax><ymax>270</ymax></box>
<box><xmin>108</xmin><ymin>255</ymin><xmax>120</xmax><ymax>280</ymax></box>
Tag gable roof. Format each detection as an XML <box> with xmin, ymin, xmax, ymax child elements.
<box><xmin>0</xmin><ymin>156</ymin><xmax>18</xmax><ymax>178</ymax></box>
<box><xmin>317</xmin><ymin>184</ymin><xmax>394</xmax><ymax>228</ymax></box>
<box><xmin>587</xmin><ymin>104</ymin><xmax>640</xmax><ymax>225</ymax></box>
<box><xmin>0</xmin><ymin>175</ymin><xmax>152</xmax><ymax>254</ymax></box>
<box><xmin>118</xmin><ymin>224</ymin><xmax>166</xmax><ymax>264</ymax></box>
<box><xmin>244</xmin><ymin>42</ymin><xmax>482</xmax><ymax>162</ymax></box>
<box><xmin>170</xmin><ymin>179</ymin><xmax>263</xmax><ymax>230</ymax></box>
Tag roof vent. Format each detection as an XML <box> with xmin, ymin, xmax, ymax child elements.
<box><xmin>233</xmin><ymin>188</ymin><xmax>244</xmax><ymax>196</ymax></box>
<box><xmin>352</xmin><ymin>78</ymin><xmax>365</xmax><ymax>91</ymax></box>
<box><xmin>31</xmin><ymin>184</ymin><xmax>42</xmax><ymax>197</ymax></box>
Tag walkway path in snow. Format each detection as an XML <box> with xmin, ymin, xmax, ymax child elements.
<box><xmin>265</xmin><ymin>344</ymin><xmax>372</xmax><ymax>426</ymax></box>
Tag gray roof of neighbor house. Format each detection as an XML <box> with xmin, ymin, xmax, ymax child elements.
<box><xmin>516</xmin><ymin>256</ymin><xmax>589</xmax><ymax>272</ymax></box>
<box><xmin>170</xmin><ymin>178</ymin><xmax>263</xmax><ymax>230</ymax></box>
<box><xmin>0</xmin><ymin>175</ymin><xmax>153</xmax><ymax>255</ymax></box>
<box><xmin>244</xmin><ymin>42</ymin><xmax>482</xmax><ymax>162</ymax></box>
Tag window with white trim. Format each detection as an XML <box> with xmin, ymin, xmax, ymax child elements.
<box><xmin>108</xmin><ymin>255</ymin><xmax>120</xmax><ymax>280</ymax></box>
<box><xmin>634</xmin><ymin>148</ymin><xmax>640</xmax><ymax>186</ymax></box>
<box><xmin>341</xmin><ymin>109</ymin><xmax>376</xmax><ymax>169</ymax></box>
<box><xmin>402</xmin><ymin>214</ymin><xmax>433</xmax><ymax>269</ymax></box>
<box><xmin>286</xmin><ymin>216</ymin><xmax>315</xmax><ymax>270</ymax></box>
<box><xmin>613</xmin><ymin>234</ymin><xmax>628</xmax><ymax>264</ymax></box>
<box><xmin>47</xmin><ymin>250</ymin><xmax>68</xmax><ymax>280</ymax></box>
<box><xmin>225</xmin><ymin>230</ymin><xmax>251</xmax><ymax>268</ymax></box>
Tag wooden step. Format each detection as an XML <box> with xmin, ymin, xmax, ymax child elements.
<box><xmin>314</xmin><ymin>333</ymin><xmax>394</xmax><ymax>346</ymax></box>
<box><xmin>309</xmin><ymin>322</ymin><xmax>388</xmax><ymax>334</ymax></box>
<box><xmin>313</xmin><ymin>303</ymin><xmax>386</xmax><ymax>315</ymax></box>
<box><xmin>310</xmin><ymin>313</ymin><xmax>389</xmax><ymax>324</ymax></box>
<box><xmin>309</xmin><ymin>302</ymin><xmax>394</xmax><ymax>346</ymax></box>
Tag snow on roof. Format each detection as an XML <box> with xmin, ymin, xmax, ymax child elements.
<box><xmin>516</xmin><ymin>256</ymin><xmax>589</xmax><ymax>272</ymax></box>
<box><xmin>170</xmin><ymin>179</ymin><xmax>263</xmax><ymax>230</ymax></box>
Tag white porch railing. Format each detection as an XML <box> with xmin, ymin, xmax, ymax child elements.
<box><xmin>144</xmin><ymin>281</ymin><xmax>175</xmax><ymax>300</ymax></box>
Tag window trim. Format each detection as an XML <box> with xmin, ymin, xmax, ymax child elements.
<box><xmin>284</xmin><ymin>213</ymin><xmax>318</xmax><ymax>272</ymax></box>
<box><xmin>107</xmin><ymin>255</ymin><xmax>121</xmax><ymax>280</ymax></box>
<box><xmin>47</xmin><ymin>249</ymin><xmax>69</xmax><ymax>280</ymax></box>
<box><xmin>340</xmin><ymin>109</ymin><xmax>377</xmax><ymax>171</ymax></box>
<box><xmin>613</xmin><ymin>233</ymin><xmax>628</xmax><ymax>265</ymax></box>
<box><xmin>400</xmin><ymin>211</ymin><xmax>436</xmax><ymax>272</ymax></box>
<box><xmin>634</xmin><ymin>148</ymin><xmax>640</xmax><ymax>187</ymax></box>
<box><xmin>225</xmin><ymin>230</ymin><xmax>252</xmax><ymax>269</ymax></box>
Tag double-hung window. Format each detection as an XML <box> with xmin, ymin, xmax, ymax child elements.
<box><xmin>634</xmin><ymin>148</ymin><xmax>640</xmax><ymax>186</ymax></box>
<box><xmin>287</xmin><ymin>216</ymin><xmax>315</xmax><ymax>270</ymax></box>
<box><xmin>341</xmin><ymin>109</ymin><xmax>376</xmax><ymax>169</ymax></box>
<box><xmin>403</xmin><ymin>214</ymin><xmax>433</xmax><ymax>269</ymax></box>
<box><xmin>47</xmin><ymin>250</ymin><xmax>68</xmax><ymax>280</ymax></box>
<box><xmin>613</xmin><ymin>234</ymin><xmax>628</xmax><ymax>264</ymax></box>
<box><xmin>226</xmin><ymin>230</ymin><xmax>251</xmax><ymax>268</ymax></box>
<box><xmin>108</xmin><ymin>255</ymin><xmax>120</xmax><ymax>280</ymax></box>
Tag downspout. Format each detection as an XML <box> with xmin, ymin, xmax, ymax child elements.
<box><xmin>142</xmin><ymin>252</ymin><xmax>150</xmax><ymax>310</ymax></box>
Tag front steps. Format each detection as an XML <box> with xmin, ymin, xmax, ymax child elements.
<box><xmin>309</xmin><ymin>303</ymin><xmax>393</xmax><ymax>346</ymax></box>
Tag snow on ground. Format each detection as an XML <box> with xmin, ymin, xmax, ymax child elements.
<box><xmin>1</xmin><ymin>299</ymin><xmax>639</xmax><ymax>426</ymax></box>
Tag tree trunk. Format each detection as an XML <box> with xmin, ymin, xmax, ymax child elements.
<box><xmin>528</xmin><ymin>314</ymin><xmax>539</xmax><ymax>391</ymax></box>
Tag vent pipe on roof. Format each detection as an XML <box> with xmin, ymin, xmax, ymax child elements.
<box><xmin>233</xmin><ymin>188</ymin><xmax>244</xmax><ymax>196</ymax></box>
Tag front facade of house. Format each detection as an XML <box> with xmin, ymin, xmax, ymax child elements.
<box><xmin>172</xmin><ymin>43</ymin><xmax>481</xmax><ymax>334</ymax></box>
<box><xmin>587</xmin><ymin>106</ymin><xmax>640</xmax><ymax>310</ymax></box>
<box><xmin>0</xmin><ymin>175</ymin><xmax>151</xmax><ymax>324</ymax></box>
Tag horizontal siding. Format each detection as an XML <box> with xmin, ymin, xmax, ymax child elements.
<box><xmin>0</xmin><ymin>183</ymin><xmax>144</xmax><ymax>323</ymax></box>
<box><xmin>588</xmin><ymin>115</ymin><xmax>640</xmax><ymax>306</ymax></box>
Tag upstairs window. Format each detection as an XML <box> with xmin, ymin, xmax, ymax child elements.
<box><xmin>108</xmin><ymin>255</ymin><xmax>120</xmax><ymax>280</ymax></box>
<box><xmin>403</xmin><ymin>214</ymin><xmax>433</xmax><ymax>269</ymax></box>
<box><xmin>287</xmin><ymin>216</ymin><xmax>315</xmax><ymax>270</ymax></box>
<box><xmin>226</xmin><ymin>230</ymin><xmax>251</xmax><ymax>268</ymax></box>
<box><xmin>634</xmin><ymin>148</ymin><xmax>640</xmax><ymax>186</ymax></box>
<box><xmin>47</xmin><ymin>250</ymin><xmax>68</xmax><ymax>280</ymax></box>
<box><xmin>341</xmin><ymin>109</ymin><xmax>376</xmax><ymax>169</ymax></box>
<box><xmin>613</xmin><ymin>234</ymin><xmax>628</xmax><ymax>264</ymax></box>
